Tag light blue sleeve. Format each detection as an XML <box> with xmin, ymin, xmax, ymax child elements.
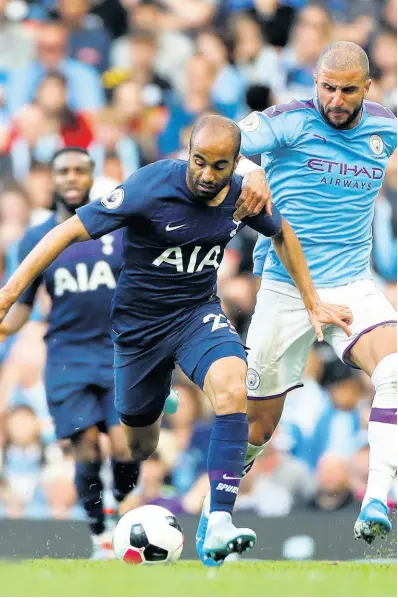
<box><xmin>238</xmin><ymin>106</ymin><xmax>304</xmax><ymax>156</ymax></box>
<box><xmin>252</xmin><ymin>234</ymin><xmax>271</xmax><ymax>277</ymax></box>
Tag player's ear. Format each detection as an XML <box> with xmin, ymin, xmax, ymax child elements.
<box><xmin>364</xmin><ymin>79</ymin><xmax>371</xmax><ymax>98</ymax></box>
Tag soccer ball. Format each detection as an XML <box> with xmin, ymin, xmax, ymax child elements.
<box><xmin>113</xmin><ymin>505</ymin><xmax>184</xmax><ymax>564</ymax></box>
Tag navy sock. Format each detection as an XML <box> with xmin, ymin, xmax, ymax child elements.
<box><xmin>111</xmin><ymin>459</ymin><xmax>141</xmax><ymax>502</ymax></box>
<box><xmin>208</xmin><ymin>413</ymin><xmax>248</xmax><ymax>514</ymax></box>
<box><xmin>75</xmin><ymin>461</ymin><xmax>105</xmax><ymax>536</ymax></box>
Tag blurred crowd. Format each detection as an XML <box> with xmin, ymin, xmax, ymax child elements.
<box><xmin>0</xmin><ymin>0</ymin><xmax>396</xmax><ymax>521</ymax></box>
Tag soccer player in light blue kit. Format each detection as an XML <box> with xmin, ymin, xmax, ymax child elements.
<box><xmin>235</xmin><ymin>41</ymin><xmax>397</xmax><ymax>545</ymax></box>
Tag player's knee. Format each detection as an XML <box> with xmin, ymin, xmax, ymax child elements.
<box><xmin>70</xmin><ymin>428</ymin><xmax>101</xmax><ymax>462</ymax></box>
<box><xmin>248</xmin><ymin>412</ymin><xmax>277</xmax><ymax>446</ymax></box>
<box><xmin>215</xmin><ymin>383</ymin><xmax>247</xmax><ymax>415</ymax></box>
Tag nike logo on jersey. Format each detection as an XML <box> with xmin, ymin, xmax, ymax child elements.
<box><xmin>313</xmin><ymin>134</ymin><xmax>327</xmax><ymax>143</ymax></box>
<box><xmin>222</xmin><ymin>474</ymin><xmax>241</xmax><ymax>480</ymax></box>
<box><xmin>166</xmin><ymin>223</ymin><xmax>186</xmax><ymax>231</ymax></box>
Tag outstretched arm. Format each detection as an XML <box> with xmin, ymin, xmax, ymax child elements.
<box><xmin>272</xmin><ymin>218</ymin><xmax>353</xmax><ymax>341</ymax></box>
<box><xmin>0</xmin><ymin>216</ymin><xmax>90</xmax><ymax>322</ymax></box>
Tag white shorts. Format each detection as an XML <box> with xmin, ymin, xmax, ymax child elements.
<box><xmin>246</xmin><ymin>278</ymin><xmax>397</xmax><ymax>398</ymax></box>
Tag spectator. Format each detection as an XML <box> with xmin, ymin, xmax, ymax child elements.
<box><xmin>309</xmin><ymin>453</ymin><xmax>356</xmax><ymax>511</ymax></box>
<box><xmin>152</xmin><ymin>0</ymin><xmax>219</xmax><ymax>34</ymax></box>
<box><xmin>88</xmin><ymin>106</ymin><xmax>141</xmax><ymax>179</ymax></box>
<box><xmin>0</xmin><ymin>0</ymin><xmax>35</xmax><ymax>76</ymax></box>
<box><xmin>370</xmin><ymin>29</ymin><xmax>397</xmax><ymax>112</ymax></box>
<box><xmin>1</xmin><ymin>405</ymin><xmax>47</xmax><ymax>508</ymax></box>
<box><xmin>55</xmin><ymin>0</ymin><xmax>112</xmax><ymax>73</ymax></box>
<box><xmin>111</xmin><ymin>1</ymin><xmax>194</xmax><ymax>92</ymax></box>
<box><xmin>7</xmin><ymin>21</ymin><xmax>105</xmax><ymax>116</ymax></box>
<box><xmin>111</xmin><ymin>80</ymin><xmax>167</xmax><ymax>162</ymax></box>
<box><xmin>106</xmin><ymin>30</ymin><xmax>173</xmax><ymax>114</ymax></box>
<box><xmin>0</xmin><ymin>185</ymin><xmax>31</xmax><ymax>261</ymax></box>
<box><xmin>232</xmin><ymin>13</ymin><xmax>285</xmax><ymax>99</ymax></box>
<box><xmin>373</xmin><ymin>152</ymin><xmax>397</xmax><ymax>284</ymax></box>
<box><xmin>306</xmin><ymin>355</ymin><xmax>362</xmax><ymax>469</ymax></box>
<box><xmin>4</xmin><ymin>104</ymin><xmax>60</xmax><ymax>181</ymax></box>
<box><xmin>197</xmin><ymin>30</ymin><xmax>245</xmax><ymax>119</ymax></box>
<box><xmin>35</xmin><ymin>461</ymin><xmax>82</xmax><ymax>520</ymax></box>
<box><xmin>23</xmin><ymin>163</ymin><xmax>54</xmax><ymax>224</ymax></box>
<box><xmin>236</xmin><ymin>435</ymin><xmax>316</xmax><ymax>516</ymax></box>
<box><xmin>279</xmin><ymin>4</ymin><xmax>332</xmax><ymax>101</ymax></box>
<box><xmin>158</xmin><ymin>54</ymin><xmax>217</xmax><ymax>155</ymax></box>
<box><xmin>35</xmin><ymin>72</ymin><xmax>93</xmax><ymax>149</ymax></box>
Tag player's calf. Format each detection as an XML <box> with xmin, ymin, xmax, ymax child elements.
<box><xmin>71</xmin><ymin>427</ymin><xmax>106</xmax><ymax>546</ymax></box>
<box><xmin>119</xmin><ymin>412</ymin><xmax>162</xmax><ymax>462</ymax></box>
<box><xmin>199</xmin><ymin>356</ymin><xmax>256</xmax><ymax>565</ymax></box>
<box><xmin>244</xmin><ymin>395</ymin><xmax>285</xmax><ymax>476</ymax></box>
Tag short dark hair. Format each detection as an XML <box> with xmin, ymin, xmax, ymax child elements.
<box><xmin>190</xmin><ymin>114</ymin><xmax>242</xmax><ymax>161</ymax></box>
<box><xmin>316</xmin><ymin>41</ymin><xmax>369</xmax><ymax>79</ymax></box>
<box><xmin>51</xmin><ymin>147</ymin><xmax>94</xmax><ymax>168</ymax></box>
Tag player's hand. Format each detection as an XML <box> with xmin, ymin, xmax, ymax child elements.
<box><xmin>307</xmin><ymin>302</ymin><xmax>353</xmax><ymax>342</ymax></box>
<box><xmin>234</xmin><ymin>169</ymin><xmax>272</xmax><ymax>220</ymax></box>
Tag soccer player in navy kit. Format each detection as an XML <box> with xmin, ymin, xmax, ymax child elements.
<box><xmin>0</xmin><ymin>147</ymin><xmax>175</xmax><ymax>559</ymax></box>
<box><xmin>0</xmin><ymin>117</ymin><xmax>351</xmax><ymax>564</ymax></box>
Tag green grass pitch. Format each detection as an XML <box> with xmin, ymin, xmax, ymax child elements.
<box><xmin>0</xmin><ymin>560</ymin><xmax>396</xmax><ymax>597</ymax></box>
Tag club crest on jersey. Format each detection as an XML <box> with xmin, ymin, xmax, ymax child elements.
<box><xmin>230</xmin><ymin>219</ymin><xmax>241</xmax><ymax>238</ymax></box>
<box><xmin>101</xmin><ymin>188</ymin><xmax>124</xmax><ymax>210</ymax></box>
<box><xmin>369</xmin><ymin>134</ymin><xmax>384</xmax><ymax>156</ymax></box>
<box><xmin>239</xmin><ymin>112</ymin><xmax>261</xmax><ymax>132</ymax></box>
<box><xmin>246</xmin><ymin>368</ymin><xmax>260</xmax><ymax>390</ymax></box>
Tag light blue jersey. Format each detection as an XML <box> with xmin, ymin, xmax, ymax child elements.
<box><xmin>239</xmin><ymin>98</ymin><xmax>397</xmax><ymax>287</ymax></box>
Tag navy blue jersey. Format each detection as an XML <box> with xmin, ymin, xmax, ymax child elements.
<box><xmin>18</xmin><ymin>215</ymin><xmax>123</xmax><ymax>366</ymax></box>
<box><xmin>77</xmin><ymin>160</ymin><xmax>282</xmax><ymax>345</ymax></box>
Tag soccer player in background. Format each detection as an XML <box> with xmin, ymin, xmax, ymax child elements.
<box><xmin>0</xmin><ymin>147</ymin><xmax>178</xmax><ymax>559</ymax></box>
<box><xmin>0</xmin><ymin>115</ymin><xmax>352</xmax><ymax>565</ymax></box>
<box><xmin>235</xmin><ymin>41</ymin><xmax>397</xmax><ymax>545</ymax></box>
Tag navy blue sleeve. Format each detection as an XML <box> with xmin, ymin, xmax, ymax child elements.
<box><xmin>243</xmin><ymin>204</ymin><xmax>282</xmax><ymax>237</ymax></box>
<box><xmin>17</xmin><ymin>232</ymin><xmax>42</xmax><ymax>306</ymax></box>
<box><xmin>76</xmin><ymin>163</ymin><xmax>163</xmax><ymax>239</ymax></box>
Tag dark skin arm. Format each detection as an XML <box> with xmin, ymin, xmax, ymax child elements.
<box><xmin>234</xmin><ymin>163</ymin><xmax>272</xmax><ymax>221</ymax></box>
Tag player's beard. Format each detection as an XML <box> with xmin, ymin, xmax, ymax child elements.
<box><xmin>54</xmin><ymin>190</ymin><xmax>91</xmax><ymax>215</ymax></box>
<box><xmin>187</xmin><ymin>169</ymin><xmax>233</xmax><ymax>204</ymax></box>
<box><xmin>321</xmin><ymin>100</ymin><xmax>363</xmax><ymax>130</ymax></box>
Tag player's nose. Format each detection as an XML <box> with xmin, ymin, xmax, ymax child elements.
<box><xmin>332</xmin><ymin>92</ymin><xmax>345</xmax><ymax>107</ymax></box>
<box><xmin>202</xmin><ymin>166</ymin><xmax>215</xmax><ymax>183</ymax></box>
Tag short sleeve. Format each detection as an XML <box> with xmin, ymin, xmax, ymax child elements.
<box><xmin>238</xmin><ymin>104</ymin><xmax>306</xmax><ymax>156</ymax></box>
<box><xmin>17</xmin><ymin>233</ymin><xmax>42</xmax><ymax>306</ymax></box>
<box><xmin>76</xmin><ymin>163</ymin><xmax>162</xmax><ymax>239</ymax></box>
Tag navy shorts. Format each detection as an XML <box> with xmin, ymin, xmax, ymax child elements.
<box><xmin>44</xmin><ymin>363</ymin><xmax>119</xmax><ymax>439</ymax></box>
<box><xmin>114</xmin><ymin>298</ymin><xmax>247</xmax><ymax>425</ymax></box>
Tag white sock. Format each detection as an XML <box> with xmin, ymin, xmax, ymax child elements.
<box><xmin>208</xmin><ymin>511</ymin><xmax>231</xmax><ymax>527</ymax></box>
<box><xmin>362</xmin><ymin>353</ymin><xmax>397</xmax><ymax>508</ymax></box>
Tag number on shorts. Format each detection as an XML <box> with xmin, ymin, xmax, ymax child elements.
<box><xmin>203</xmin><ymin>313</ymin><xmax>238</xmax><ymax>334</ymax></box>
